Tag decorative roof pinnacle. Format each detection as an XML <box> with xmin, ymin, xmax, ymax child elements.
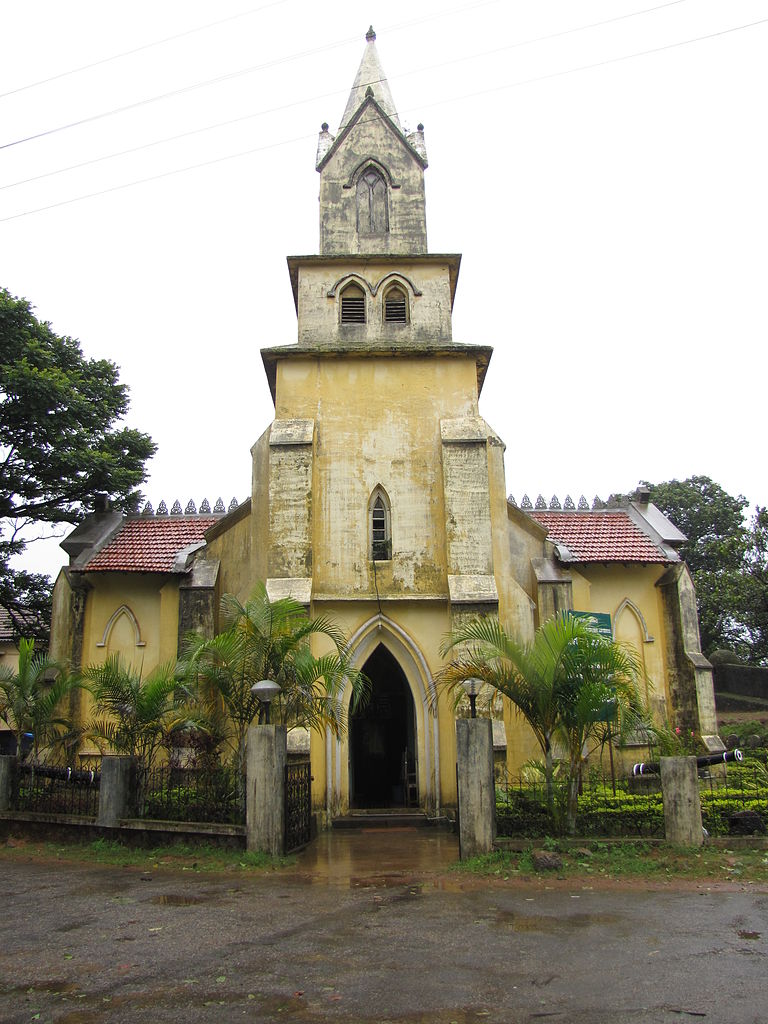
<box><xmin>366</xmin><ymin>26</ymin><xmax>376</xmax><ymax>42</ymax></box>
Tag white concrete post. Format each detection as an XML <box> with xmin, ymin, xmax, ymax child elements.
<box><xmin>661</xmin><ymin>756</ymin><xmax>703</xmax><ymax>846</ymax></box>
<box><xmin>246</xmin><ymin>725</ymin><xmax>287</xmax><ymax>856</ymax></box>
<box><xmin>456</xmin><ymin>718</ymin><xmax>496</xmax><ymax>859</ymax></box>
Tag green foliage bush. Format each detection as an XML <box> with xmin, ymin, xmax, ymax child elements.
<box><xmin>496</xmin><ymin>776</ymin><xmax>768</xmax><ymax>837</ymax></box>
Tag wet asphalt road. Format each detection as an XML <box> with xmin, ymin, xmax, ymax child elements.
<box><xmin>1</xmin><ymin>832</ymin><xmax>767</xmax><ymax>1024</ymax></box>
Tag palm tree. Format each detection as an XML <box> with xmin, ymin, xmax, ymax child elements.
<box><xmin>554</xmin><ymin>624</ymin><xmax>645</xmax><ymax>833</ymax></box>
<box><xmin>440</xmin><ymin>613</ymin><xmax>645</xmax><ymax>833</ymax></box>
<box><xmin>179</xmin><ymin>584</ymin><xmax>369</xmax><ymax>779</ymax></box>
<box><xmin>85</xmin><ymin>655</ymin><xmax>184</xmax><ymax>768</ymax></box>
<box><xmin>0</xmin><ymin>638</ymin><xmax>80</xmax><ymax>763</ymax></box>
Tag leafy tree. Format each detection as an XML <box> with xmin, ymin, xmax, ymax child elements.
<box><xmin>0</xmin><ymin>637</ymin><xmax>81</xmax><ymax>762</ymax></box>
<box><xmin>641</xmin><ymin>476</ymin><xmax>760</xmax><ymax>658</ymax></box>
<box><xmin>85</xmin><ymin>656</ymin><xmax>184</xmax><ymax>768</ymax></box>
<box><xmin>440</xmin><ymin>613</ymin><xmax>645</xmax><ymax>834</ymax></box>
<box><xmin>743</xmin><ymin>506</ymin><xmax>768</xmax><ymax>664</ymax></box>
<box><xmin>0</xmin><ymin>288</ymin><xmax>156</xmax><ymax>638</ymax></box>
<box><xmin>180</xmin><ymin>584</ymin><xmax>370</xmax><ymax>778</ymax></box>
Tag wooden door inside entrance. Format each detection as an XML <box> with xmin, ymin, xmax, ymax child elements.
<box><xmin>349</xmin><ymin>644</ymin><xmax>416</xmax><ymax>808</ymax></box>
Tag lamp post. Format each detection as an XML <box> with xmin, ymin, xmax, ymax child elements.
<box><xmin>461</xmin><ymin>677</ymin><xmax>483</xmax><ymax>719</ymax></box>
<box><xmin>250</xmin><ymin>679</ymin><xmax>281</xmax><ymax>725</ymax></box>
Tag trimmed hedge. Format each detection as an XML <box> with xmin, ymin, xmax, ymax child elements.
<box><xmin>496</xmin><ymin>781</ymin><xmax>768</xmax><ymax>838</ymax></box>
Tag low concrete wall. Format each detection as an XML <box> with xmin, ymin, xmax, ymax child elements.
<box><xmin>0</xmin><ymin>811</ymin><xmax>245</xmax><ymax>849</ymax></box>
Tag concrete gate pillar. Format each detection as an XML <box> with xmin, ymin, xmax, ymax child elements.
<box><xmin>97</xmin><ymin>756</ymin><xmax>139</xmax><ymax>826</ymax></box>
<box><xmin>246</xmin><ymin>725</ymin><xmax>287</xmax><ymax>856</ymax></box>
<box><xmin>661</xmin><ymin>756</ymin><xmax>703</xmax><ymax>846</ymax></box>
<box><xmin>456</xmin><ymin>718</ymin><xmax>495</xmax><ymax>859</ymax></box>
<box><xmin>0</xmin><ymin>755</ymin><xmax>17</xmax><ymax>811</ymax></box>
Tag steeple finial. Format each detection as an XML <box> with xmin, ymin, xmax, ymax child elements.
<box><xmin>338</xmin><ymin>29</ymin><xmax>401</xmax><ymax>132</ymax></box>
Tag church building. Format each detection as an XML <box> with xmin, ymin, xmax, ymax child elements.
<box><xmin>50</xmin><ymin>30</ymin><xmax>719</xmax><ymax>818</ymax></box>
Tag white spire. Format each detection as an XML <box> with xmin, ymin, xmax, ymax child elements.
<box><xmin>338</xmin><ymin>27</ymin><xmax>401</xmax><ymax>132</ymax></box>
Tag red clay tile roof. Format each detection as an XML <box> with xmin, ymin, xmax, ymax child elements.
<box><xmin>528</xmin><ymin>511</ymin><xmax>670</xmax><ymax>563</ymax></box>
<box><xmin>84</xmin><ymin>517</ymin><xmax>218</xmax><ymax>573</ymax></box>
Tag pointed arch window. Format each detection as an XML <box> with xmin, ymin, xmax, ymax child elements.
<box><xmin>356</xmin><ymin>168</ymin><xmax>389</xmax><ymax>235</ymax></box>
<box><xmin>340</xmin><ymin>283</ymin><xmax>366</xmax><ymax>324</ymax></box>
<box><xmin>369</xmin><ymin>488</ymin><xmax>392</xmax><ymax>561</ymax></box>
<box><xmin>384</xmin><ymin>286</ymin><xmax>408</xmax><ymax>323</ymax></box>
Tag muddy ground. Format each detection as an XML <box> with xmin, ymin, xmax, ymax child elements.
<box><xmin>1</xmin><ymin>831</ymin><xmax>767</xmax><ymax>1024</ymax></box>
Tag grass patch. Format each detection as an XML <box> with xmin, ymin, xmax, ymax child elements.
<box><xmin>456</xmin><ymin>840</ymin><xmax>768</xmax><ymax>883</ymax></box>
<box><xmin>0</xmin><ymin>836</ymin><xmax>294</xmax><ymax>872</ymax></box>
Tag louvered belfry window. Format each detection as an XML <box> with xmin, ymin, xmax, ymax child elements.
<box><xmin>384</xmin><ymin>287</ymin><xmax>407</xmax><ymax>323</ymax></box>
<box><xmin>340</xmin><ymin>283</ymin><xmax>366</xmax><ymax>324</ymax></box>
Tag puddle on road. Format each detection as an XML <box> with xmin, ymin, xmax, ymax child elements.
<box><xmin>150</xmin><ymin>893</ymin><xmax>207</xmax><ymax>906</ymax></box>
<box><xmin>497</xmin><ymin>910</ymin><xmax>620</xmax><ymax>933</ymax></box>
<box><xmin>737</xmin><ymin>930</ymin><xmax>761</xmax><ymax>940</ymax></box>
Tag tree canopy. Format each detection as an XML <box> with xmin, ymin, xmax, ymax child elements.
<box><xmin>642</xmin><ymin>476</ymin><xmax>767</xmax><ymax>663</ymax></box>
<box><xmin>1</xmin><ymin>288</ymin><xmax>156</xmax><ymax>639</ymax></box>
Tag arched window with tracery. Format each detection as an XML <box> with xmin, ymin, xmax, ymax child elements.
<box><xmin>369</xmin><ymin>487</ymin><xmax>392</xmax><ymax>560</ymax></box>
<box><xmin>356</xmin><ymin>167</ymin><xmax>389</xmax><ymax>235</ymax></box>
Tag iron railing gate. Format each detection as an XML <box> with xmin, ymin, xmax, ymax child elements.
<box><xmin>284</xmin><ymin>761</ymin><xmax>312</xmax><ymax>853</ymax></box>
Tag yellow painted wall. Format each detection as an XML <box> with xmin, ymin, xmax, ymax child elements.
<box><xmin>276</xmin><ymin>354</ymin><xmax>479</xmax><ymax>601</ymax></box>
<box><xmin>205</xmin><ymin>509</ymin><xmax>251</xmax><ymax>612</ymax></box>
<box><xmin>569</xmin><ymin>563</ymin><xmax>671</xmax><ymax>723</ymax></box>
<box><xmin>81</xmin><ymin>574</ymin><xmax>180</xmax><ymax>675</ymax></box>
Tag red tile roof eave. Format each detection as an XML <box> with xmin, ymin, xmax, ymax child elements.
<box><xmin>528</xmin><ymin>510</ymin><xmax>670</xmax><ymax>564</ymax></box>
<box><xmin>556</xmin><ymin>556</ymin><xmax>674</xmax><ymax>566</ymax></box>
<box><xmin>81</xmin><ymin>516</ymin><xmax>219</xmax><ymax>573</ymax></box>
<box><xmin>77</xmin><ymin>566</ymin><xmax>191</xmax><ymax>576</ymax></box>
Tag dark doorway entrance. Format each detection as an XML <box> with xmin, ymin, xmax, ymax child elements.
<box><xmin>349</xmin><ymin>644</ymin><xmax>416</xmax><ymax>809</ymax></box>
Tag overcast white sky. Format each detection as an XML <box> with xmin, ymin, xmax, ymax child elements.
<box><xmin>2</xmin><ymin>0</ymin><xmax>766</xmax><ymax>580</ymax></box>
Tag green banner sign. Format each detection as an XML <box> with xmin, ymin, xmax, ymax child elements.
<box><xmin>569</xmin><ymin>610</ymin><xmax>613</xmax><ymax>639</ymax></box>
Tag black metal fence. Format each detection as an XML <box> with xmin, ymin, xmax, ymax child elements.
<box><xmin>138</xmin><ymin>765</ymin><xmax>245</xmax><ymax>825</ymax></box>
<box><xmin>699</xmin><ymin>757</ymin><xmax>768</xmax><ymax>834</ymax></box>
<box><xmin>495</xmin><ymin>768</ymin><xmax>664</xmax><ymax>838</ymax></box>
<box><xmin>14</xmin><ymin>763</ymin><xmax>101</xmax><ymax>818</ymax></box>
<box><xmin>285</xmin><ymin>761</ymin><xmax>311</xmax><ymax>852</ymax></box>
<box><xmin>496</xmin><ymin>756</ymin><xmax>768</xmax><ymax>838</ymax></box>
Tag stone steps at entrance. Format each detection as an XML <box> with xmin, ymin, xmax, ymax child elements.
<box><xmin>332</xmin><ymin>809</ymin><xmax>433</xmax><ymax>829</ymax></box>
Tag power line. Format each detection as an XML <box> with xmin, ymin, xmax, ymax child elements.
<box><xmin>0</xmin><ymin>0</ymin><xmax>504</xmax><ymax>151</ymax></box>
<box><xmin>0</xmin><ymin>0</ymin><xmax>692</xmax><ymax>188</ymax></box>
<box><xmin>0</xmin><ymin>0</ymin><xmax>290</xmax><ymax>100</ymax></box>
<box><xmin>2</xmin><ymin>14</ymin><xmax>766</xmax><ymax>224</ymax></box>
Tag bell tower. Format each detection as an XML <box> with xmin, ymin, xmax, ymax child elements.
<box><xmin>315</xmin><ymin>27</ymin><xmax>428</xmax><ymax>256</ymax></box>
<box><xmin>250</xmin><ymin>27</ymin><xmax>504</xmax><ymax>816</ymax></box>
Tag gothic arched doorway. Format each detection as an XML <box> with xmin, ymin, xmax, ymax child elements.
<box><xmin>349</xmin><ymin>644</ymin><xmax>417</xmax><ymax>808</ymax></box>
